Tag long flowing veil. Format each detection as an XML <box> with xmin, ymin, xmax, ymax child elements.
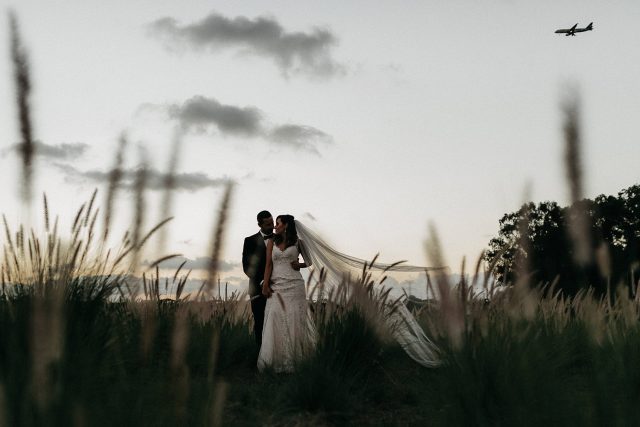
<box><xmin>295</xmin><ymin>220</ymin><xmax>445</xmax><ymax>367</ymax></box>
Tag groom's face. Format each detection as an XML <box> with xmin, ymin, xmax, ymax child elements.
<box><xmin>259</xmin><ymin>216</ymin><xmax>274</xmax><ymax>234</ymax></box>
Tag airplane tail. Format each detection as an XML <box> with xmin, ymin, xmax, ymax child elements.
<box><xmin>586</xmin><ymin>22</ymin><xmax>593</xmax><ymax>30</ymax></box>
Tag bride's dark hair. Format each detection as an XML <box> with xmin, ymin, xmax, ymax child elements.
<box><xmin>274</xmin><ymin>214</ymin><xmax>298</xmax><ymax>248</ymax></box>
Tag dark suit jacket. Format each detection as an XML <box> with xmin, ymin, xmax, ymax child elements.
<box><xmin>242</xmin><ymin>232</ymin><xmax>267</xmax><ymax>297</ymax></box>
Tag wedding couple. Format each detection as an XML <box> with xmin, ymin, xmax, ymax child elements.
<box><xmin>242</xmin><ymin>210</ymin><xmax>441</xmax><ymax>373</ymax></box>
<box><xmin>242</xmin><ymin>211</ymin><xmax>315</xmax><ymax>373</ymax></box>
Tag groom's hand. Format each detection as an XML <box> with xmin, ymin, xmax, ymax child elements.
<box><xmin>291</xmin><ymin>261</ymin><xmax>301</xmax><ymax>271</ymax></box>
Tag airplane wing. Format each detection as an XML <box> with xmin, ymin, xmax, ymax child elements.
<box><xmin>555</xmin><ymin>23</ymin><xmax>578</xmax><ymax>35</ymax></box>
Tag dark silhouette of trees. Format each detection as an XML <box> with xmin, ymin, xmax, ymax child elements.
<box><xmin>485</xmin><ymin>184</ymin><xmax>640</xmax><ymax>297</ymax></box>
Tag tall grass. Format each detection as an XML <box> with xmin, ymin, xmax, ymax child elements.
<box><xmin>2</xmin><ymin>197</ymin><xmax>640</xmax><ymax>425</ymax></box>
<box><xmin>9</xmin><ymin>12</ymin><xmax>34</xmax><ymax>206</ymax></box>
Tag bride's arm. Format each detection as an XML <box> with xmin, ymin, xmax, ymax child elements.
<box><xmin>291</xmin><ymin>239</ymin><xmax>312</xmax><ymax>270</ymax></box>
<box><xmin>262</xmin><ymin>240</ymin><xmax>273</xmax><ymax>298</ymax></box>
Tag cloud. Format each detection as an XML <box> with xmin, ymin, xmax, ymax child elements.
<box><xmin>268</xmin><ymin>124</ymin><xmax>332</xmax><ymax>154</ymax></box>
<box><xmin>165</xmin><ymin>96</ymin><xmax>332</xmax><ymax>154</ymax></box>
<box><xmin>169</xmin><ymin>96</ymin><xmax>263</xmax><ymax>136</ymax></box>
<box><xmin>143</xmin><ymin>256</ymin><xmax>239</xmax><ymax>272</ymax></box>
<box><xmin>54</xmin><ymin>163</ymin><xmax>229</xmax><ymax>192</ymax></box>
<box><xmin>3</xmin><ymin>141</ymin><xmax>88</xmax><ymax>160</ymax></box>
<box><xmin>147</xmin><ymin>12</ymin><xmax>344</xmax><ymax>78</ymax></box>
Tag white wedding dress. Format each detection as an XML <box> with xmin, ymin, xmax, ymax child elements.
<box><xmin>257</xmin><ymin>244</ymin><xmax>316</xmax><ymax>373</ymax></box>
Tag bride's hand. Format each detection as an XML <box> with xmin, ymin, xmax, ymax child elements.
<box><xmin>262</xmin><ymin>283</ymin><xmax>272</xmax><ymax>298</ymax></box>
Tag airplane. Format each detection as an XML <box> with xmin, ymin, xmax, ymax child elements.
<box><xmin>555</xmin><ymin>22</ymin><xmax>593</xmax><ymax>36</ymax></box>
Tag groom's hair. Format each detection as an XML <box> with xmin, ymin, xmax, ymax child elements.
<box><xmin>257</xmin><ymin>210</ymin><xmax>272</xmax><ymax>225</ymax></box>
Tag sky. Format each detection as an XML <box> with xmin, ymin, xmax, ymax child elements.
<box><xmin>0</xmin><ymin>0</ymin><xmax>639</xmax><ymax>294</ymax></box>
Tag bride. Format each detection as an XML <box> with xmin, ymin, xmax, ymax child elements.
<box><xmin>257</xmin><ymin>215</ymin><xmax>442</xmax><ymax>372</ymax></box>
<box><xmin>257</xmin><ymin>215</ymin><xmax>315</xmax><ymax>373</ymax></box>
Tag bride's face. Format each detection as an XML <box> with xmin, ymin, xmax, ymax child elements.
<box><xmin>274</xmin><ymin>218</ymin><xmax>287</xmax><ymax>235</ymax></box>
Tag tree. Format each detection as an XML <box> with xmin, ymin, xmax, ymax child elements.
<box><xmin>485</xmin><ymin>185</ymin><xmax>640</xmax><ymax>297</ymax></box>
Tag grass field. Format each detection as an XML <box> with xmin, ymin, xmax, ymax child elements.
<box><xmin>2</xmin><ymin>264</ymin><xmax>640</xmax><ymax>426</ymax></box>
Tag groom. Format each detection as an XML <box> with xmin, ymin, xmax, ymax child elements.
<box><xmin>242</xmin><ymin>210</ymin><xmax>274</xmax><ymax>347</ymax></box>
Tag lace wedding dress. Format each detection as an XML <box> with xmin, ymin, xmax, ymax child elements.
<box><xmin>257</xmin><ymin>244</ymin><xmax>316</xmax><ymax>373</ymax></box>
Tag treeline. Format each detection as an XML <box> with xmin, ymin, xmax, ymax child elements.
<box><xmin>485</xmin><ymin>184</ymin><xmax>640</xmax><ymax>296</ymax></box>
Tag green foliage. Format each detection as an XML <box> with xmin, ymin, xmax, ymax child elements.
<box><xmin>485</xmin><ymin>184</ymin><xmax>640</xmax><ymax>296</ymax></box>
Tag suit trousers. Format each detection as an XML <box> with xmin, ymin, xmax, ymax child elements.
<box><xmin>251</xmin><ymin>294</ymin><xmax>267</xmax><ymax>346</ymax></box>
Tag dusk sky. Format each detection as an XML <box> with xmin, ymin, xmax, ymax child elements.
<box><xmin>1</xmin><ymin>1</ymin><xmax>639</xmax><ymax>292</ymax></box>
